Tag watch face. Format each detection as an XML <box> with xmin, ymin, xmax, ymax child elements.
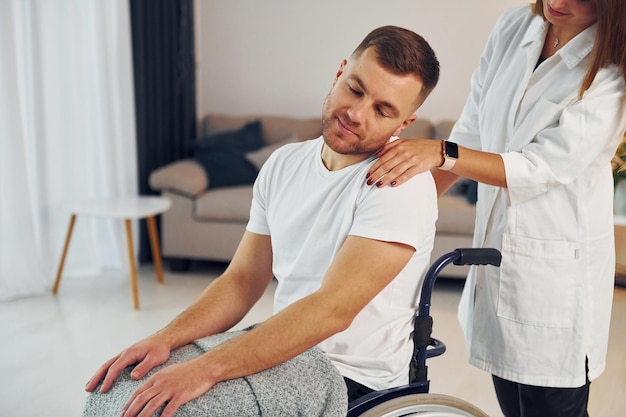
<box><xmin>445</xmin><ymin>141</ymin><xmax>459</xmax><ymax>159</ymax></box>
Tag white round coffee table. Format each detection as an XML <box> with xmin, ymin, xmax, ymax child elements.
<box><xmin>52</xmin><ymin>196</ymin><xmax>172</xmax><ymax>309</ymax></box>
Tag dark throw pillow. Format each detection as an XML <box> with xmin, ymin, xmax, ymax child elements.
<box><xmin>195</xmin><ymin>148</ymin><xmax>259</xmax><ymax>189</ymax></box>
<box><xmin>191</xmin><ymin>120</ymin><xmax>265</xmax><ymax>153</ymax></box>
<box><xmin>190</xmin><ymin>120</ymin><xmax>265</xmax><ymax>190</ymax></box>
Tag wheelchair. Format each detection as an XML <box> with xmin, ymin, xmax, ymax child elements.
<box><xmin>347</xmin><ymin>248</ymin><xmax>502</xmax><ymax>417</ymax></box>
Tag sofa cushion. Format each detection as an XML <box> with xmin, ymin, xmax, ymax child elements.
<box><xmin>201</xmin><ymin>114</ymin><xmax>322</xmax><ymax>144</ymax></box>
<box><xmin>260</xmin><ymin>117</ymin><xmax>321</xmax><ymax>144</ymax></box>
<box><xmin>149</xmin><ymin>159</ymin><xmax>208</xmax><ymax>196</ymax></box>
<box><xmin>244</xmin><ymin>133</ymin><xmax>299</xmax><ymax>170</ymax></box>
<box><xmin>436</xmin><ymin>194</ymin><xmax>476</xmax><ymax>235</ymax></box>
<box><xmin>195</xmin><ymin>186</ymin><xmax>253</xmax><ymax>221</ymax></box>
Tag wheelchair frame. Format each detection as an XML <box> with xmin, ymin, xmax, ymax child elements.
<box><xmin>346</xmin><ymin>248</ymin><xmax>502</xmax><ymax>417</ymax></box>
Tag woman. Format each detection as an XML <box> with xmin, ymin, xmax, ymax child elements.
<box><xmin>367</xmin><ymin>1</ymin><xmax>626</xmax><ymax>416</ymax></box>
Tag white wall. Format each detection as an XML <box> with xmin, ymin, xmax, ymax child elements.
<box><xmin>194</xmin><ymin>0</ymin><xmax>528</xmax><ymax>123</ymax></box>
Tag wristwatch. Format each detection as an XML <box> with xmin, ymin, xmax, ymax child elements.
<box><xmin>439</xmin><ymin>140</ymin><xmax>458</xmax><ymax>171</ymax></box>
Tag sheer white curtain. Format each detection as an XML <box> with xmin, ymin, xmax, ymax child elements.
<box><xmin>0</xmin><ymin>0</ymin><xmax>137</xmax><ymax>301</ymax></box>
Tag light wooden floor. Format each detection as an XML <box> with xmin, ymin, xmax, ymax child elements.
<box><xmin>0</xmin><ymin>263</ymin><xmax>624</xmax><ymax>416</ymax></box>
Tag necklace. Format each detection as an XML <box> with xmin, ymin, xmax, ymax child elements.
<box><xmin>549</xmin><ymin>26</ymin><xmax>560</xmax><ymax>48</ymax></box>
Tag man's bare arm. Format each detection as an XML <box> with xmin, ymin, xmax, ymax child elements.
<box><xmin>198</xmin><ymin>235</ymin><xmax>416</xmax><ymax>379</ymax></box>
<box><xmin>118</xmin><ymin>234</ymin><xmax>416</xmax><ymax>417</ymax></box>
<box><xmin>156</xmin><ymin>232</ymin><xmax>275</xmax><ymax>348</ymax></box>
<box><xmin>86</xmin><ymin>231</ymin><xmax>275</xmax><ymax>394</ymax></box>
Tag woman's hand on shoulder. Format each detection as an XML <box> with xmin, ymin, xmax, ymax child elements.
<box><xmin>367</xmin><ymin>138</ymin><xmax>443</xmax><ymax>187</ymax></box>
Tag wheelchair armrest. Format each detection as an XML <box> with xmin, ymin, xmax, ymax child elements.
<box><xmin>426</xmin><ymin>337</ymin><xmax>446</xmax><ymax>359</ymax></box>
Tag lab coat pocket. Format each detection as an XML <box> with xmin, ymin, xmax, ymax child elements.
<box><xmin>497</xmin><ymin>234</ymin><xmax>581</xmax><ymax>328</ymax></box>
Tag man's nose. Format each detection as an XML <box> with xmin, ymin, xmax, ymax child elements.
<box><xmin>347</xmin><ymin>100</ymin><xmax>368</xmax><ymax>125</ymax></box>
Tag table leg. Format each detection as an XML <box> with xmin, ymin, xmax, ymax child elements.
<box><xmin>124</xmin><ymin>219</ymin><xmax>140</xmax><ymax>310</ymax></box>
<box><xmin>53</xmin><ymin>214</ymin><xmax>77</xmax><ymax>294</ymax></box>
<box><xmin>147</xmin><ymin>215</ymin><xmax>165</xmax><ymax>284</ymax></box>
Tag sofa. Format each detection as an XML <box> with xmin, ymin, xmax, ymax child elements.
<box><xmin>149</xmin><ymin>114</ymin><xmax>476</xmax><ymax>278</ymax></box>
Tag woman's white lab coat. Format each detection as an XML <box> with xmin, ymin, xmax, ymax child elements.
<box><xmin>451</xmin><ymin>6</ymin><xmax>626</xmax><ymax>388</ymax></box>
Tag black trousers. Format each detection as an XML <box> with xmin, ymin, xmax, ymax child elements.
<box><xmin>492</xmin><ymin>369</ymin><xmax>590</xmax><ymax>417</ymax></box>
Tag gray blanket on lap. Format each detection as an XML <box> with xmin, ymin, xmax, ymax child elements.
<box><xmin>83</xmin><ymin>330</ymin><xmax>348</xmax><ymax>416</ymax></box>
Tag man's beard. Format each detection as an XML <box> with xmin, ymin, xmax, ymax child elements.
<box><xmin>322</xmin><ymin>113</ymin><xmax>386</xmax><ymax>157</ymax></box>
<box><xmin>322</xmin><ymin>99</ymin><xmax>369</xmax><ymax>155</ymax></box>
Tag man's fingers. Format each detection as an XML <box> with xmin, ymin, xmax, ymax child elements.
<box><xmin>121</xmin><ymin>378</ymin><xmax>179</xmax><ymax>417</ymax></box>
<box><xmin>100</xmin><ymin>350</ymin><xmax>151</xmax><ymax>392</ymax></box>
<box><xmin>130</xmin><ymin>358</ymin><xmax>153</xmax><ymax>381</ymax></box>
<box><xmin>121</xmin><ymin>380</ymin><xmax>158</xmax><ymax>417</ymax></box>
<box><xmin>129</xmin><ymin>350</ymin><xmax>170</xmax><ymax>380</ymax></box>
<box><xmin>85</xmin><ymin>355</ymin><xmax>119</xmax><ymax>392</ymax></box>
<box><xmin>160</xmin><ymin>398</ymin><xmax>183</xmax><ymax>417</ymax></box>
<box><xmin>100</xmin><ymin>359</ymin><xmax>131</xmax><ymax>393</ymax></box>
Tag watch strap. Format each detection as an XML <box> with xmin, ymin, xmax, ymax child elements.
<box><xmin>439</xmin><ymin>140</ymin><xmax>458</xmax><ymax>171</ymax></box>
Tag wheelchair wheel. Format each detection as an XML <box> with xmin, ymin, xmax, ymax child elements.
<box><xmin>355</xmin><ymin>393</ymin><xmax>489</xmax><ymax>417</ymax></box>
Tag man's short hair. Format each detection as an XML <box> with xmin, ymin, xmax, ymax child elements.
<box><xmin>351</xmin><ymin>25</ymin><xmax>440</xmax><ymax>108</ymax></box>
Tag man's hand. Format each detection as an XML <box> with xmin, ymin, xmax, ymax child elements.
<box><xmin>119</xmin><ymin>357</ymin><xmax>217</xmax><ymax>417</ymax></box>
<box><xmin>85</xmin><ymin>335</ymin><xmax>171</xmax><ymax>394</ymax></box>
<box><xmin>85</xmin><ymin>231</ymin><xmax>276</xmax><ymax>414</ymax></box>
<box><xmin>367</xmin><ymin>138</ymin><xmax>442</xmax><ymax>187</ymax></box>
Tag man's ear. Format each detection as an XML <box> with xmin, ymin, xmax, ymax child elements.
<box><xmin>332</xmin><ymin>59</ymin><xmax>348</xmax><ymax>87</ymax></box>
<box><xmin>392</xmin><ymin>115</ymin><xmax>417</xmax><ymax>137</ymax></box>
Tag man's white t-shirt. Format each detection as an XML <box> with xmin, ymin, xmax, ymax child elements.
<box><xmin>246</xmin><ymin>137</ymin><xmax>437</xmax><ymax>390</ymax></box>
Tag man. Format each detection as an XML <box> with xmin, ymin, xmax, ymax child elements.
<box><xmin>85</xmin><ymin>25</ymin><xmax>440</xmax><ymax>417</ymax></box>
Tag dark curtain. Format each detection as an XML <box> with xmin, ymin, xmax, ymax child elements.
<box><xmin>129</xmin><ymin>0</ymin><xmax>196</xmax><ymax>263</ymax></box>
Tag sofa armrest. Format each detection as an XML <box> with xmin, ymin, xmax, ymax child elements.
<box><xmin>149</xmin><ymin>159</ymin><xmax>208</xmax><ymax>197</ymax></box>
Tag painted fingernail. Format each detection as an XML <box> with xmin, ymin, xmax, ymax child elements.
<box><xmin>391</xmin><ymin>181</ymin><xmax>397</xmax><ymax>187</ymax></box>
<box><xmin>366</xmin><ymin>172</ymin><xmax>371</xmax><ymax>179</ymax></box>
<box><xmin>376</xmin><ymin>181</ymin><xmax>383</xmax><ymax>187</ymax></box>
<box><xmin>367</xmin><ymin>178</ymin><xmax>374</xmax><ymax>186</ymax></box>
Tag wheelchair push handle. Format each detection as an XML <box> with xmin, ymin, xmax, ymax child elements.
<box><xmin>348</xmin><ymin>248</ymin><xmax>502</xmax><ymax>416</ymax></box>
<box><xmin>452</xmin><ymin>248</ymin><xmax>501</xmax><ymax>267</ymax></box>
<box><xmin>410</xmin><ymin>247</ymin><xmax>502</xmax><ymax>390</ymax></box>
<box><xmin>419</xmin><ymin>247</ymin><xmax>501</xmax><ymax>318</ymax></box>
